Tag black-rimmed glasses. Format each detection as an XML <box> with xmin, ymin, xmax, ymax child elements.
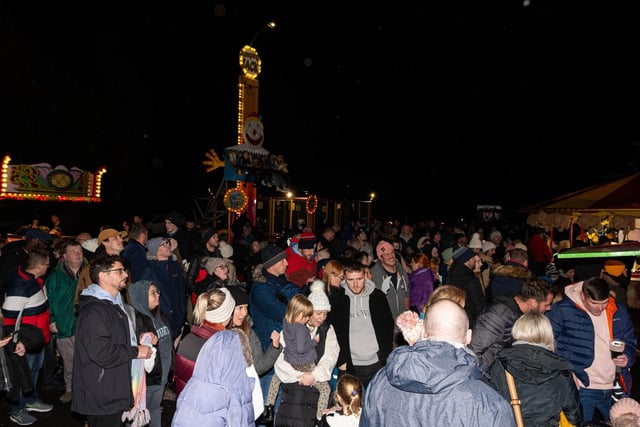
<box><xmin>103</xmin><ymin>268</ymin><xmax>127</xmax><ymax>274</ymax></box>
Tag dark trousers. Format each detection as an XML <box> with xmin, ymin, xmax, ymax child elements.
<box><xmin>349</xmin><ymin>360</ymin><xmax>384</xmax><ymax>389</ymax></box>
<box><xmin>86</xmin><ymin>413</ymin><xmax>124</xmax><ymax>427</ymax></box>
<box><xmin>40</xmin><ymin>335</ymin><xmax>59</xmax><ymax>387</ymax></box>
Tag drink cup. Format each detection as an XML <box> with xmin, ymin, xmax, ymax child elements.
<box><xmin>610</xmin><ymin>339</ymin><xmax>626</xmax><ymax>359</ymax></box>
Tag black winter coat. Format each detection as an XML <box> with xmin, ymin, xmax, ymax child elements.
<box><xmin>446</xmin><ymin>261</ymin><xmax>486</xmax><ymax>328</ymax></box>
<box><xmin>72</xmin><ymin>293</ymin><xmax>139</xmax><ymax>416</ymax></box>
<box><xmin>488</xmin><ymin>342</ymin><xmax>582</xmax><ymax>427</ymax></box>
<box><xmin>469</xmin><ymin>295</ymin><xmax>522</xmax><ymax>373</ymax></box>
<box><xmin>0</xmin><ymin>321</ymin><xmax>33</xmax><ymax>402</ymax></box>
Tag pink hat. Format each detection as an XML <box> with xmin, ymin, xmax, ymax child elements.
<box><xmin>376</xmin><ymin>240</ymin><xmax>394</xmax><ymax>258</ymax></box>
<box><xmin>610</xmin><ymin>397</ymin><xmax>640</xmax><ymax>422</ymax></box>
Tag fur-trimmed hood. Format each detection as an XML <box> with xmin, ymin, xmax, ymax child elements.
<box><xmin>491</xmin><ymin>262</ymin><xmax>533</xmax><ymax>279</ymax></box>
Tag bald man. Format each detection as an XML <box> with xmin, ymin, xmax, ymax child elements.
<box><xmin>361</xmin><ymin>300</ymin><xmax>516</xmax><ymax>427</ymax></box>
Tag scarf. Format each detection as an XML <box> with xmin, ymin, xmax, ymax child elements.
<box><xmin>121</xmin><ymin>332</ymin><xmax>152</xmax><ymax>427</ymax></box>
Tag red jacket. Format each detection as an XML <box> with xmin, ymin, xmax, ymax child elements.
<box><xmin>527</xmin><ymin>233</ymin><xmax>552</xmax><ymax>264</ymax></box>
<box><xmin>285</xmin><ymin>246</ymin><xmax>317</xmax><ymax>281</ymax></box>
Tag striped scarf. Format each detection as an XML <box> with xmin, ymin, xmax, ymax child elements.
<box><xmin>121</xmin><ymin>332</ymin><xmax>152</xmax><ymax>427</ymax></box>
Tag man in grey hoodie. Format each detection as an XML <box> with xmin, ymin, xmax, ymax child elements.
<box><xmin>327</xmin><ymin>261</ymin><xmax>394</xmax><ymax>388</ymax></box>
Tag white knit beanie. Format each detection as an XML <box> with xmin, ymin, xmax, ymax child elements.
<box><xmin>307</xmin><ymin>280</ymin><xmax>331</xmax><ymax>312</ymax></box>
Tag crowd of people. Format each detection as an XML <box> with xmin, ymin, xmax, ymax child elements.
<box><xmin>0</xmin><ymin>212</ymin><xmax>638</xmax><ymax>426</ymax></box>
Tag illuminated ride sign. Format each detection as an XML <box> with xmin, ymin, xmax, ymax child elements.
<box><xmin>0</xmin><ymin>154</ymin><xmax>106</xmax><ymax>202</ymax></box>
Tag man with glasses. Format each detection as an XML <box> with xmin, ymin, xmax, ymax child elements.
<box><xmin>2</xmin><ymin>247</ymin><xmax>54</xmax><ymax>425</ymax></box>
<box><xmin>75</xmin><ymin>228</ymin><xmax>128</xmax><ymax>306</ymax></box>
<box><xmin>72</xmin><ymin>255</ymin><xmax>153</xmax><ymax>427</ymax></box>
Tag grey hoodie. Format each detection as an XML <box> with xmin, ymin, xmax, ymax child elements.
<box><xmin>344</xmin><ymin>279</ymin><xmax>380</xmax><ymax>366</ymax></box>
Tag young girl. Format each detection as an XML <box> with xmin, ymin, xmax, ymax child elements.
<box><xmin>322</xmin><ymin>373</ymin><xmax>363</xmax><ymax>426</ymax></box>
<box><xmin>266</xmin><ymin>294</ymin><xmax>331</xmax><ymax>421</ymax></box>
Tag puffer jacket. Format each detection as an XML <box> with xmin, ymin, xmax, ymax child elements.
<box><xmin>488</xmin><ymin>342</ymin><xmax>582</xmax><ymax>426</ymax></box>
<box><xmin>547</xmin><ymin>282</ymin><xmax>637</xmax><ymax>392</ymax></box>
<box><xmin>360</xmin><ymin>340</ymin><xmax>515</xmax><ymax>426</ymax></box>
<box><xmin>469</xmin><ymin>295</ymin><xmax>522</xmax><ymax>373</ymax></box>
<box><xmin>173</xmin><ymin>322</ymin><xmax>224</xmax><ymax>396</ymax></box>
<box><xmin>172</xmin><ymin>330</ymin><xmax>255</xmax><ymax>427</ymax></box>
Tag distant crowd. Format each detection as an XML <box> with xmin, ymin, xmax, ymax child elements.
<box><xmin>0</xmin><ymin>211</ymin><xmax>638</xmax><ymax>426</ymax></box>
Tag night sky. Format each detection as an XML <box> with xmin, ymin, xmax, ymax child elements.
<box><xmin>3</xmin><ymin>1</ymin><xmax>640</xmax><ymax>229</ymax></box>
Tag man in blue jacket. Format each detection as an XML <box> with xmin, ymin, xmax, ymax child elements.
<box><xmin>249</xmin><ymin>244</ymin><xmax>301</xmax><ymax>425</ymax></box>
<box><xmin>548</xmin><ymin>276</ymin><xmax>637</xmax><ymax>424</ymax></box>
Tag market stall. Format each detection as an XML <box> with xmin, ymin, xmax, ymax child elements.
<box><xmin>518</xmin><ymin>172</ymin><xmax>640</xmax><ymax>245</ymax></box>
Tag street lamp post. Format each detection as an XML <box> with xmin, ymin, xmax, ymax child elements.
<box><xmin>250</xmin><ymin>21</ymin><xmax>276</xmax><ymax>47</ymax></box>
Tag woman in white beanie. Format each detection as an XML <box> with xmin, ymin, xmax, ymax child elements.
<box><xmin>173</xmin><ymin>287</ymin><xmax>235</xmax><ymax>397</ymax></box>
<box><xmin>273</xmin><ymin>280</ymin><xmax>340</xmax><ymax>427</ymax></box>
<box><xmin>477</xmin><ymin>240</ymin><xmax>497</xmax><ymax>291</ymax></box>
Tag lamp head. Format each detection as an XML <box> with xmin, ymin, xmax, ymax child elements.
<box><xmin>250</xmin><ymin>21</ymin><xmax>277</xmax><ymax>47</ymax></box>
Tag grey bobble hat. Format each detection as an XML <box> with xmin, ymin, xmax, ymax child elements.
<box><xmin>261</xmin><ymin>244</ymin><xmax>286</xmax><ymax>269</ymax></box>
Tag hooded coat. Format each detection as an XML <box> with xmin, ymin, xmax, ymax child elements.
<box><xmin>487</xmin><ymin>261</ymin><xmax>532</xmax><ymax>304</ymax></box>
<box><xmin>171</xmin><ymin>330</ymin><xmax>255</xmax><ymax>427</ymax></box>
<box><xmin>72</xmin><ymin>284</ymin><xmax>138</xmax><ymax>416</ymax></box>
<box><xmin>488</xmin><ymin>342</ymin><xmax>582</xmax><ymax>426</ymax></box>
<box><xmin>128</xmin><ymin>280</ymin><xmax>173</xmax><ymax>387</ymax></box>
<box><xmin>360</xmin><ymin>340</ymin><xmax>516</xmax><ymax>426</ymax></box>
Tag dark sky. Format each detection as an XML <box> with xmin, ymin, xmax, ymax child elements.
<box><xmin>3</xmin><ymin>1</ymin><xmax>640</xmax><ymax>227</ymax></box>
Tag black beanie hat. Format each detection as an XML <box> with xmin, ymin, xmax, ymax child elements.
<box><xmin>227</xmin><ymin>286</ymin><xmax>249</xmax><ymax>306</ymax></box>
<box><xmin>452</xmin><ymin>247</ymin><xmax>474</xmax><ymax>264</ymax></box>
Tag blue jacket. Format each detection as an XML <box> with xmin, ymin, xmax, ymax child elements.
<box><xmin>361</xmin><ymin>340</ymin><xmax>516</xmax><ymax>426</ymax></box>
<box><xmin>141</xmin><ymin>259</ymin><xmax>187</xmax><ymax>340</ymax></box>
<box><xmin>171</xmin><ymin>330</ymin><xmax>255</xmax><ymax>427</ymax></box>
<box><xmin>547</xmin><ymin>284</ymin><xmax>637</xmax><ymax>392</ymax></box>
<box><xmin>249</xmin><ymin>271</ymin><xmax>301</xmax><ymax>351</ymax></box>
<box><xmin>122</xmin><ymin>239</ymin><xmax>148</xmax><ymax>282</ymax></box>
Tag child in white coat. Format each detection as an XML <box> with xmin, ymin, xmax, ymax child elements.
<box><xmin>322</xmin><ymin>373</ymin><xmax>362</xmax><ymax>427</ymax></box>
